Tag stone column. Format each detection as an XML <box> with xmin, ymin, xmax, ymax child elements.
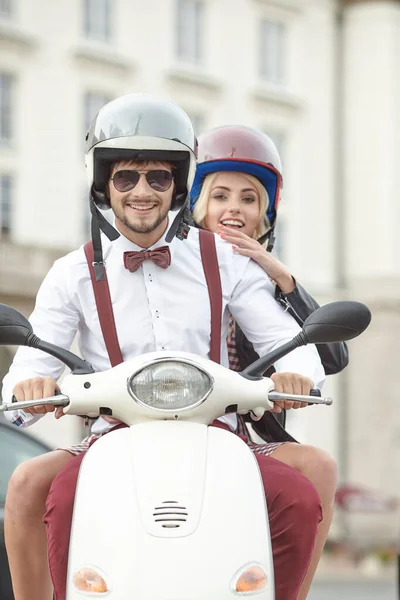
<box><xmin>340</xmin><ymin>0</ymin><xmax>400</xmax><ymax>541</ymax></box>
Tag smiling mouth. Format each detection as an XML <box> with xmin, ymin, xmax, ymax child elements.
<box><xmin>220</xmin><ymin>219</ymin><xmax>245</xmax><ymax>228</ymax></box>
<box><xmin>125</xmin><ymin>202</ymin><xmax>158</xmax><ymax>212</ymax></box>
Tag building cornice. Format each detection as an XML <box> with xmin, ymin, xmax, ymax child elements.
<box><xmin>252</xmin><ymin>0</ymin><xmax>303</xmax><ymax>14</ymax></box>
<box><xmin>0</xmin><ymin>241</ymin><xmax>65</xmax><ymax>298</ymax></box>
<box><xmin>73</xmin><ymin>42</ymin><xmax>134</xmax><ymax>74</ymax></box>
<box><xmin>252</xmin><ymin>84</ymin><xmax>303</xmax><ymax>112</ymax></box>
<box><xmin>0</xmin><ymin>18</ymin><xmax>38</xmax><ymax>52</ymax></box>
<box><xmin>166</xmin><ymin>66</ymin><xmax>221</xmax><ymax>94</ymax></box>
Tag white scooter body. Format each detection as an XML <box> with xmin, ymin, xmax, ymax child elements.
<box><xmin>67</xmin><ymin>422</ymin><xmax>273</xmax><ymax>599</ymax></box>
<box><xmin>1</xmin><ymin>349</ymin><xmax>332</xmax><ymax>599</ymax></box>
<box><xmin>61</xmin><ymin>351</ymin><xmax>277</xmax><ymax>599</ymax></box>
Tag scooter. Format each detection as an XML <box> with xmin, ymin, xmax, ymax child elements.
<box><xmin>0</xmin><ymin>301</ymin><xmax>371</xmax><ymax>599</ymax></box>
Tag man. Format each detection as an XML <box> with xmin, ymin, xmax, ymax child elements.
<box><xmin>3</xmin><ymin>94</ymin><xmax>324</xmax><ymax>600</ymax></box>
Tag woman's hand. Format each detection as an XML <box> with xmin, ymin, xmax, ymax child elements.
<box><xmin>218</xmin><ymin>224</ymin><xmax>295</xmax><ymax>294</ymax></box>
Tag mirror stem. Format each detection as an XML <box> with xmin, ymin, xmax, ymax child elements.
<box><xmin>26</xmin><ymin>333</ymin><xmax>95</xmax><ymax>374</ymax></box>
<box><xmin>241</xmin><ymin>332</ymin><xmax>306</xmax><ymax>379</ymax></box>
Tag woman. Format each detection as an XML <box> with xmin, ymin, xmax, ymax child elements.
<box><xmin>191</xmin><ymin>124</ymin><xmax>348</xmax><ymax>599</ymax></box>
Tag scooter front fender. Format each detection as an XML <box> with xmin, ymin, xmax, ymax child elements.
<box><xmin>66</xmin><ymin>422</ymin><xmax>274</xmax><ymax>599</ymax></box>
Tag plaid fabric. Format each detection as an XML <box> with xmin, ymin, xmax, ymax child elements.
<box><xmin>227</xmin><ymin>316</ymin><xmax>241</xmax><ymax>372</ymax></box>
<box><xmin>59</xmin><ymin>434</ymin><xmax>100</xmax><ymax>456</ymax></box>
<box><xmin>247</xmin><ymin>440</ymin><xmax>286</xmax><ymax>457</ymax></box>
<box><xmin>236</xmin><ymin>413</ymin><xmax>286</xmax><ymax>456</ymax></box>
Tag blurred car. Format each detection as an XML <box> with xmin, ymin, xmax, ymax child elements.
<box><xmin>0</xmin><ymin>416</ymin><xmax>51</xmax><ymax>600</ymax></box>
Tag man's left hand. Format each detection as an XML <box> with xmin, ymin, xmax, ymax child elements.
<box><xmin>270</xmin><ymin>372</ymin><xmax>314</xmax><ymax>413</ymax></box>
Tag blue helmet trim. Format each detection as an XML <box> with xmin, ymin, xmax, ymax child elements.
<box><xmin>190</xmin><ymin>159</ymin><xmax>280</xmax><ymax>224</ymax></box>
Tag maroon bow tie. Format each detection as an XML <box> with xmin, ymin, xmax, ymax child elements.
<box><xmin>123</xmin><ymin>246</ymin><xmax>171</xmax><ymax>273</ymax></box>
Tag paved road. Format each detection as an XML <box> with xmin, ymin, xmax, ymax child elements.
<box><xmin>308</xmin><ymin>580</ymin><xmax>396</xmax><ymax>600</ymax></box>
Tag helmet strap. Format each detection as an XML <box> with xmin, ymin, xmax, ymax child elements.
<box><xmin>89</xmin><ymin>193</ymin><xmax>120</xmax><ymax>282</ymax></box>
<box><xmin>257</xmin><ymin>226</ymin><xmax>276</xmax><ymax>252</ymax></box>
<box><xmin>165</xmin><ymin>197</ymin><xmax>192</xmax><ymax>243</ymax></box>
<box><xmin>90</xmin><ymin>185</ymin><xmax>120</xmax><ymax>241</ymax></box>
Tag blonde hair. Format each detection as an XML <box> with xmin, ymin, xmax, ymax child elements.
<box><xmin>192</xmin><ymin>171</ymin><xmax>270</xmax><ymax>239</ymax></box>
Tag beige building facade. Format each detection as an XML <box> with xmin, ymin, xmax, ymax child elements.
<box><xmin>0</xmin><ymin>0</ymin><xmax>399</xmax><ymax>536</ymax></box>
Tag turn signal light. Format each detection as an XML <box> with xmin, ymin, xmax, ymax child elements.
<box><xmin>74</xmin><ymin>567</ymin><xmax>109</xmax><ymax>593</ymax></box>
<box><xmin>232</xmin><ymin>563</ymin><xmax>267</xmax><ymax>593</ymax></box>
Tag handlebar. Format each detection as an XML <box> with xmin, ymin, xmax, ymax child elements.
<box><xmin>268</xmin><ymin>390</ymin><xmax>332</xmax><ymax>406</ymax></box>
<box><xmin>0</xmin><ymin>389</ymin><xmax>332</xmax><ymax>415</ymax></box>
<box><xmin>0</xmin><ymin>394</ymin><xmax>70</xmax><ymax>413</ymax></box>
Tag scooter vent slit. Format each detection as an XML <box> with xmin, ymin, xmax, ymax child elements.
<box><xmin>155</xmin><ymin>518</ymin><xmax>186</xmax><ymax>522</ymax></box>
<box><xmin>154</xmin><ymin>506</ymin><xmax>186</xmax><ymax>510</ymax></box>
<box><xmin>153</xmin><ymin>512</ymin><xmax>188</xmax><ymax>516</ymax></box>
<box><xmin>153</xmin><ymin>502</ymin><xmax>188</xmax><ymax>526</ymax></box>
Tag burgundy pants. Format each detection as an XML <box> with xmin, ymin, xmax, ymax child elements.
<box><xmin>44</xmin><ymin>423</ymin><xmax>322</xmax><ymax>600</ymax></box>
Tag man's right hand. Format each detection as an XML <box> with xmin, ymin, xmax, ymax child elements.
<box><xmin>12</xmin><ymin>376</ymin><xmax>64</xmax><ymax>418</ymax></box>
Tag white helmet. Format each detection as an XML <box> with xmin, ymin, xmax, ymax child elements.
<box><xmin>85</xmin><ymin>93</ymin><xmax>197</xmax><ymax>211</ymax></box>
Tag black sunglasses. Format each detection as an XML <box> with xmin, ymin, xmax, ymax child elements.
<box><xmin>111</xmin><ymin>169</ymin><xmax>174</xmax><ymax>193</ymax></box>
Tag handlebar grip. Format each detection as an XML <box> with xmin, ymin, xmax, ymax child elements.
<box><xmin>310</xmin><ymin>389</ymin><xmax>321</xmax><ymax>397</ymax></box>
<box><xmin>11</xmin><ymin>389</ymin><xmax>62</xmax><ymax>403</ymax></box>
<box><xmin>268</xmin><ymin>390</ymin><xmax>332</xmax><ymax>405</ymax></box>
<box><xmin>1</xmin><ymin>395</ymin><xmax>70</xmax><ymax>413</ymax></box>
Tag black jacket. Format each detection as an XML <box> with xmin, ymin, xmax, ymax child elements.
<box><xmin>235</xmin><ymin>282</ymin><xmax>349</xmax><ymax>443</ymax></box>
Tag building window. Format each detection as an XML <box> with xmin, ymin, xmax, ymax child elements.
<box><xmin>83</xmin><ymin>0</ymin><xmax>112</xmax><ymax>43</ymax></box>
<box><xmin>0</xmin><ymin>175</ymin><xmax>13</xmax><ymax>236</ymax></box>
<box><xmin>0</xmin><ymin>73</ymin><xmax>13</xmax><ymax>143</ymax></box>
<box><xmin>259</xmin><ymin>20</ymin><xmax>285</xmax><ymax>84</ymax></box>
<box><xmin>0</xmin><ymin>0</ymin><xmax>13</xmax><ymax>18</ymax></box>
<box><xmin>176</xmin><ymin>0</ymin><xmax>204</xmax><ymax>65</ymax></box>
<box><xmin>84</xmin><ymin>91</ymin><xmax>112</xmax><ymax>134</ymax></box>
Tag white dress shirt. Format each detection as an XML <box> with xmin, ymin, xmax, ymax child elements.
<box><xmin>2</xmin><ymin>216</ymin><xmax>325</xmax><ymax>432</ymax></box>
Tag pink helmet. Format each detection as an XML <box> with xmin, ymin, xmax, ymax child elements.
<box><xmin>190</xmin><ymin>125</ymin><xmax>282</xmax><ymax>227</ymax></box>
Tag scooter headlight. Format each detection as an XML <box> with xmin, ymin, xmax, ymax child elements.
<box><xmin>127</xmin><ymin>359</ymin><xmax>213</xmax><ymax>411</ymax></box>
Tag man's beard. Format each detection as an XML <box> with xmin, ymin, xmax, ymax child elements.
<box><xmin>114</xmin><ymin>203</ymin><xmax>169</xmax><ymax>234</ymax></box>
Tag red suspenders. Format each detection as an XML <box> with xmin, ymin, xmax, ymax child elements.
<box><xmin>84</xmin><ymin>242</ymin><xmax>124</xmax><ymax>367</ymax></box>
<box><xmin>84</xmin><ymin>229</ymin><xmax>222</xmax><ymax>367</ymax></box>
<box><xmin>198</xmin><ymin>229</ymin><xmax>222</xmax><ymax>364</ymax></box>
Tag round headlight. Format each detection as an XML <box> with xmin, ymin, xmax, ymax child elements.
<box><xmin>128</xmin><ymin>360</ymin><xmax>213</xmax><ymax>411</ymax></box>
